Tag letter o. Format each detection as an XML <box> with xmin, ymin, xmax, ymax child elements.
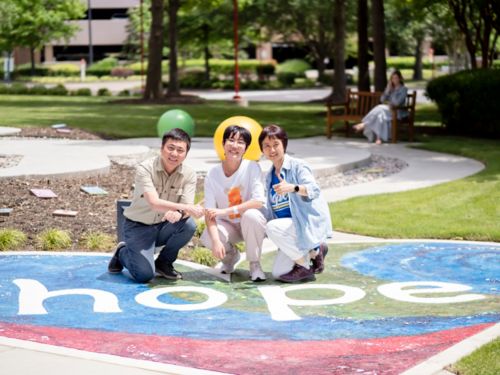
<box><xmin>135</xmin><ymin>286</ymin><xmax>227</xmax><ymax>311</ymax></box>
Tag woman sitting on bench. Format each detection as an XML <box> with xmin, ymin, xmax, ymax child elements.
<box><xmin>353</xmin><ymin>70</ymin><xmax>408</xmax><ymax>144</ymax></box>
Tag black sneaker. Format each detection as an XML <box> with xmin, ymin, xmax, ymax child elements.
<box><xmin>155</xmin><ymin>261</ymin><xmax>183</xmax><ymax>280</ymax></box>
<box><xmin>108</xmin><ymin>242</ymin><xmax>125</xmax><ymax>273</ymax></box>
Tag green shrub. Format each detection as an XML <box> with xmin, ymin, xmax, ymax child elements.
<box><xmin>387</xmin><ymin>56</ymin><xmax>447</xmax><ymax>70</ymax></box>
<box><xmin>492</xmin><ymin>60</ymin><xmax>500</xmax><ymax>69</ymax></box>
<box><xmin>9</xmin><ymin>83</ymin><xmax>29</xmax><ymax>94</ymax></box>
<box><xmin>256</xmin><ymin>63</ymin><xmax>276</xmax><ymax>79</ymax></box>
<box><xmin>80</xmin><ymin>231</ymin><xmax>115</xmax><ymax>251</ymax></box>
<box><xmin>97</xmin><ymin>88</ymin><xmax>111</xmax><ymax>96</ymax></box>
<box><xmin>74</xmin><ymin>88</ymin><xmax>92</xmax><ymax>96</ymax></box>
<box><xmin>36</xmin><ymin>229</ymin><xmax>72</xmax><ymax>250</ymax></box>
<box><xmin>426</xmin><ymin>69</ymin><xmax>500</xmax><ymax>137</ymax></box>
<box><xmin>48</xmin><ymin>63</ymin><xmax>80</xmax><ymax>77</ymax></box>
<box><xmin>277</xmin><ymin>72</ymin><xmax>296</xmax><ymax>86</ymax></box>
<box><xmin>191</xmin><ymin>246</ymin><xmax>218</xmax><ymax>267</ymax></box>
<box><xmin>14</xmin><ymin>63</ymin><xmax>49</xmax><ymax>77</ymax></box>
<box><xmin>29</xmin><ymin>84</ymin><xmax>49</xmax><ymax>95</ymax></box>
<box><xmin>117</xmin><ymin>89</ymin><xmax>131</xmax><ymax>97</ymax></box>
<box><xmin>0</xmin><ymin>229</ymin><xmax>27</xmax><ymax>251</ymax></box>
<box><xmin>87</xmin><ymin>57</ymin><xmax>119</xmax><ymax>77</ymax></box>
<box><xmin>47</xmin><ymin>84</ymin><xmax>68</xmax><ymax>96</ymax></box>
<box><xmin>180</xmin><ymin>67</ymin><xmax>209</xmax><ymax>88</ymax></box>
<box><xmin>276</xmin><ymin>59</ymin><xmax>311</xmax><ymax>77</ymax></box>
<box><xmin>235</xmin><ymin>242</ymin><xmax>245</xmax><ymax>253</ymax></box>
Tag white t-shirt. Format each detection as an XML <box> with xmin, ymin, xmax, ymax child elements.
<box><xmin>204</xmin><ymin>159</ymin><xmax>266</xmax><ymax>222</ymax></box>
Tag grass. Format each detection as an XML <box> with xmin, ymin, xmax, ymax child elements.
<box><xmin>79</xmin><ymin>231</ymin><xmax>115</xmax><ymax>251</ymax></box>
<box><xmin>36</xmin><ymin>229</ymin><xmax>73</xmax><ymax>251</ymax></box>
<box><xmin>0</xmin><ymin>95</ymin><xmax>327</xmax><ymax>138</ymax></box>
<box><xmin>0</xmin><ymin>229</ymin><xmax>27</xmax><ymax>251</ymax></box>
<box><xmin>449</xmin><ymin>338</ymin><xmax>500</xmax><ymax>375</ymax></box>
<box><xmin>331</xmin><ymin>136</ymin><xmax>500</xmax><ymax>241</ymax></box>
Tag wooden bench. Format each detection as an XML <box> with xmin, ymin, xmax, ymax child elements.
<box><xmin>326</xmin><ymin>89</ymin><xmax>417</xmax><ymax>143</ymax></box>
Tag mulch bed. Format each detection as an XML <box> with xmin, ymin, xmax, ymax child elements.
<box><xmin>1</xmin><ymin>128</ymin><xmax>135</xmax><ymax>250</ymax></box>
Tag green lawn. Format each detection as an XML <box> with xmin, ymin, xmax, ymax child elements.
<box><xmin>0</xmin><ymin>95</ymin><xmax>327</xmax><ymax>138</ymax></box>
<box><xmin>0</xmin><ymin>95</ymin><xmax>440</xmax><ymax>138</ymax></box>
<box><xmin>449</xmin><ymin>338</ymin><xmax>500</xmax><ymax>375</ymax></box>
<box><xmin>331</xmin><ymin>136</ymin><xmax>500</xmax><ymax>241</ymax></box>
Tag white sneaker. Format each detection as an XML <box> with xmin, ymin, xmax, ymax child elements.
<box><xmin>249</xmin><ymin>261</ymin><xmax>266</xmax><ymax>282</ymax></box>
<box><xmin>220</xmin><ymin>250</ymin><xmax>241</xmax><ymax>274</ymax></box>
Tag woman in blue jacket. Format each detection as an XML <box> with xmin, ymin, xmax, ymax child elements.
<box><xmin>259</xmin><ymin>124</ymin><xmax>332</xmax><ymax>282</ymax></box>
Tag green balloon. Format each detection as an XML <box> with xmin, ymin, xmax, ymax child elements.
<box><xmin>156</xmin><ymin>109</ymin><xmax>195</xmax><ymax>137</ymax></box>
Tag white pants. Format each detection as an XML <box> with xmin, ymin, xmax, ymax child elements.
<box><xmin>201</xmin><ymin>208</ymin><xmax>266</xmax><ymax>263</ymax></box>
<box><xmin>266</xmin><ymin>218</ymin><xmax>310</xmax><ymax>278</ymax></box>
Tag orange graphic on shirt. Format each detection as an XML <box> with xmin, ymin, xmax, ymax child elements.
<box><xmin>227</xmin><ymin>187</ymin><xmax>242</xmax><ymax>220</ymax></box>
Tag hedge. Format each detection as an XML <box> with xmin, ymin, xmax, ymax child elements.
<box><xmin>426</xmin><ymin>69</ymin><xmax>500</xmax><ymax>137</ymax></box>
<box><xmin>387</xmin><ymin>56</ymin><xmax>448</xmax><ymax>70</ymax></box>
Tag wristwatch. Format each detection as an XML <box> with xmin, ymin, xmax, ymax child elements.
<box><xmin>294</xmin><ymin>185</ymin><xmax>300</xmax><ymax>193</ymax></box>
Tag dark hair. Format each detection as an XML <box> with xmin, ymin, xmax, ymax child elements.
<box><xmin>222</xmin><ymin>125</ymin><xmax>252</xmax><ymax>150</ymax></box>
<box><xmin>161</xmin><ymin>128</ymin><xmax>191</xmax><ymax>152</ymax></box>
<box><xmin>391</xmin><ymin>70</ymin><xmax>405</xmax><ymax>86</ymax></box>
<box><xmin>258</xmin><ymin>124</ymin><xmax>288</xmax><ymax>152</ymax></box>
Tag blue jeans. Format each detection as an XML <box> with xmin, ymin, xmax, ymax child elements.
<box><xmin>118</xmin><ymin>217</ymin><xmax>196</xmax><ymax>283</ymax></box>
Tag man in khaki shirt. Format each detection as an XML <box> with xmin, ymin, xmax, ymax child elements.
<box><xmin>108</xmin><ymin>128</ymin><xmax>204</xmax><ymax>283</ymax></box>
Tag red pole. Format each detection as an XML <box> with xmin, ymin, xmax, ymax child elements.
<box><xmin>233</xmin><ymin>0</ymin><xmax>240</xmax><ymax>99</ymax></box>
<box><xmin>140</xmin><ymin>0</ymin><xmax>144</xmax><ymax>91</ymax></box>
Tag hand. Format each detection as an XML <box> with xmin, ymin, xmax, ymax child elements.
<box><xmin>205</xmin><ymin>208</ymin><xmax>227</xmax><ymax>222</ymax></box>
<box><xmin>272</xmin><ymin>174</ymin><xmax>295</xmax><ymax>195</ymax></box>
<box><xmin>185</xmin><ymin>204</ymin><xmax>204</xmax><ymax>219</ymax></box>
<box><xmin>212</xmin><ymin>240</ymin><xmax>226</xmax><ymax>260</ymax></box>
<box><xmin>162</xmin><ymin>210</ymin><xmax>182</xmax><ymax>223</ymax></box>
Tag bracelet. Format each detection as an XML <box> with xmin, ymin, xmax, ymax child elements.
<box><xmin>177</xmin><ymin>209</ymin><xmax>185</xmax><ymax>216</ymax></box>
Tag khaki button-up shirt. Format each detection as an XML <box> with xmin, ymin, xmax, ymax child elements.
<box><xmin>124</xmin><ymin>156</ymin><xmax>196</xmax><ymax>225</ymax></box>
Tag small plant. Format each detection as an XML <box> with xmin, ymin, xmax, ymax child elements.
<box><xmin>191</xmin><ymin>246</ymin><xmax>218</xmax><ymax>267</ymax></box>
<box><xmin>74</xmin><ymin>88</ymin><xmax>92</xmax><ymax>96</ymax></box>
<box><xmin>0</xmin><ymin>229</ymin><xmax>27</xmax><ymax>251</ymax></box>
<box><xmin>194</xmin><ymin>220</ymin><xmax>206</xmax><ymax>237</ymax></box>
<box><xmin>235</xmin><ymin>242</ymin><xmax>245</xmax><ymax>253</ymax></box>
<box><xmin>117</xmin><ymin>89</ymin><xmax>131</xmax><ymax>97</ymax></box>
<box><xmin>36</xmin><ymin>229</ymin><xmax>72</xmax><ymax>251</ymax></box>
<box><xmin>80</xmin><ymin>231</ymin><xmax>115</xmax><ymax>251</ymax></box>
<box><xmin>97</xmin><ymin>88</ymin><xmax>111</xmax><ymax>96</ymax></box>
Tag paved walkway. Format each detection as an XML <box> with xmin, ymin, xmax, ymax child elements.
<box><xmin>0</xmin><ymin>127</ymin><xmax>491</xmax><ymax>375</ymax></box>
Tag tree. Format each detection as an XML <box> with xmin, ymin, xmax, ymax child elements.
<box><xmin>332</xmin><ymin>0</ymin><xmax>346</xmax><ymax>102</ymax></box>
<box><xmin>372</xmin><ymin>0</ymin><xmax>387</xmax><ymax>91</ymax></box>
<box><xmin>448</xmin><ymin>0</ymin><xmax>499</xmax><ymax>68</ymax></box>
<box><xmin>249</xmin><ymin>0</ymin><xmax>338</xmax><ymax>78</ymax></box>
<box><xmin>3</xmin><ymin>0</ymin><xmax>85</xmax><ymax>75</ymax></box>
<box><xmin>144</xmin><ymin>0</ymin><xmax>164</xmax><ymax>99</ymax></box>
<box><xmin>166</xmin><ymin>0</ymin><xmax>181</xmax><ymax>97</ymax></box>
<box><xmin>357</xmin><ymin>0</ymin><xmax>370</xmax><ymax>91</ymax></box>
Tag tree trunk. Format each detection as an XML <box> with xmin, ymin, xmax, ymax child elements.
<box><xmin>412</xmin><ymin>34</ymin><xmax>423</xmax><ymax>80</ymax></box>
<box><xmin>30</xmin><ymin>47</ymin><xmax>36</xmax><ymax>77</ymax></box>
<box><xmin>143</xmin><ymin>0</ymin><xmax>164</xmax><ymax>100</ymax></box>
<box><xmin>371</xmin><ymin>0</ymin><xmax>387</xmax><ymax>91</ymax></box>
<box><xmin>167</xmin><ymin>0</ymin><xmax>181</xmax><ymax>97</ymax></box>
<box><xmin>203</xmin><ymin>23</ymin><xmax>210</xmax><ymax>82</ymax></box>
<box><xmin>331</xmin><ymin>0</ymin><xmax>346</xmax><ymax>103</ymax></box>
<box><xmin>357</xmin><ymin>0</ymin><xmax>370</xmax><ymax>91</ymax></box>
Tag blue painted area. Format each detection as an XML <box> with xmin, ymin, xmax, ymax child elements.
<box><xmin>341</xmin><ymin>242</ymin><xmax>500</xmax><ymax>294</ymax></box>
<box><xmin>0</xmin><ymin>252</ymin><xmax>498</xmax><ymax>341</ymax></box>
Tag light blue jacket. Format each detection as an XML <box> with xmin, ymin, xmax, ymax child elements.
<box><xmin>264</xmin><ymin>154</ymin><xmax>333</xmax><ymax>252</ymax></box>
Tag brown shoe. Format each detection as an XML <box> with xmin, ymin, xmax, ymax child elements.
<box><xmin>311</xmin><ymin>243</ymin><xmax>329</xmax><ymax>274</ymax></box>
<box><xmin>277</xmin><ymin>264</ymin><xmax>315</xmax><ymax>283</ymax></box>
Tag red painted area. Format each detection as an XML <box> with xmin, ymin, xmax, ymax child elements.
<box><xmin>0</xmin><ymin>322</ymin><xmax>492</xmax><ymax>374</ymax></box>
